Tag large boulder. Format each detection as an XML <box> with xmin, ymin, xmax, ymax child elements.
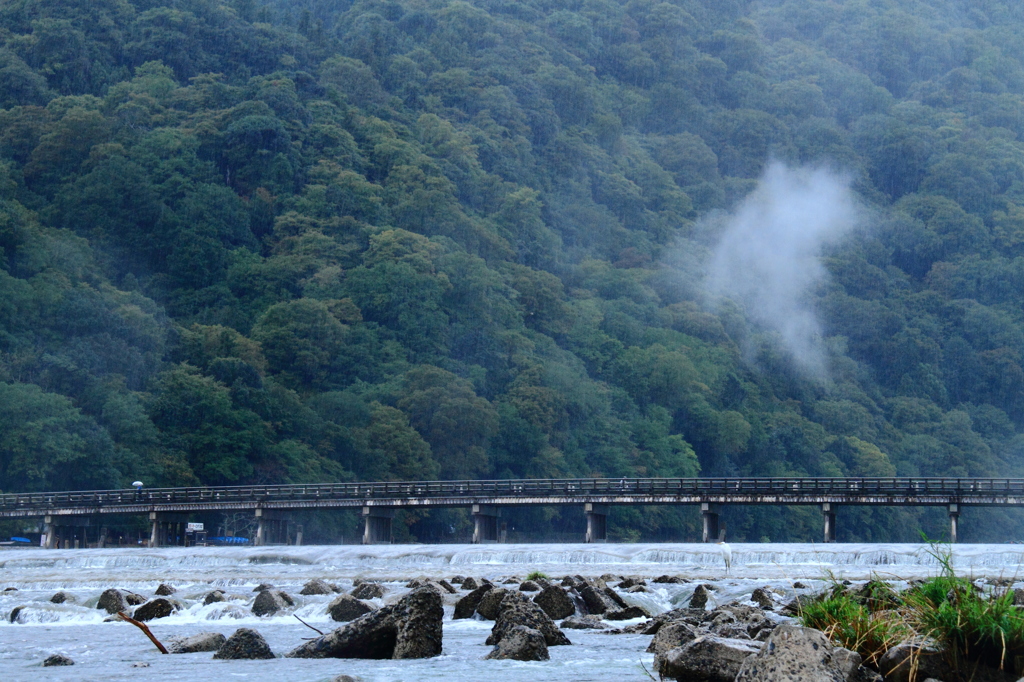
<box><xmin>461</xmin><ymin>577</ymin><xmax>479</xmax><ymax>590</ymax></box>
<box><xmin>454</xmin><ymin>583</ymin><xmax>494</xmax><ymax>619</ymax></box>
<box><xmin>485</xmin><ymin>592</ymin><xmax>571</xmax><ymax>647</ymax></box>
<box><xmin>213</xmin><ymin>628</ymin><xmax>275</xmax><ymax>660</ymax></box>
<box><xmin>704</xmin><ymin>604</ymin><xmax>775</xmax><ymax>640</ymax></box>
<box><xmin>656</xmin><ymin>635</ymin><xmax>761</xmax><ymax>682</ymax></box>
<box><xmin>749</xmin><ymin>588</ymin><xmax>774</xmax><ymax>610</ymax></box>
<box><xmin>155</xmin><ymin>583</ymin><xmax>177</xmax><ymax>596</ymax></box>
<box><xmin>734</xmin><ymin>624</ymin><xmax>847</xmax><ymax>681</ymax></box>
<box><xmin>287</xmin><ymin>587</ymin><xmax>443</xmax><ymax>660</ymax></box>
<box><xmin>533</xmin><ymin>585</ymin><xmax>576</xmax><ymax>620</ymax></box>
<box><xmin>300</xmin><ymin>579</ymin><xmax>335</xmax><ymax>596</ymax></box>
<box><xmin>252</xmin><ymin>589</ymin><xmax>294</xmax><ymax>617</ymax></box>
<box><xmin>42</xmin><ymin>654</ymin><xmax>74</xmax><ymax>666</ymax></box>
<box><xmin>328</xmin><ymin>594</ymin><xmax>374</xmax><ymax>622</ymax></box>
<box><xmin>351</xmin><ymin>582</ymin><xmax>385</xmax><ymax>600</ymax></box>
<box><xmin>560</xmin><ymin>614</ymin><xmax>610</xmax><ymax>630</ymax></box>
<box><xmin>475</xmin><ymin>587</ymin><xmax>512</xmax><ymax>620</ymax></box>
<box><xmin>134</xmin><ymin>598</ymin><xmax>177</xmax><ymax>622</ymax></box>
<box><xmin>484</xmin><ymin>625</ymin><xmax>550</xmax><ymax>661</ymax></box>
<box><xmin>519</xmin><ymin>580</ymin><xmax>541</xmax><ymax>592</ymax></box>
<box><xmin>877</xmin><ymin>642</ymin><xmax>958</xmax><ymax>682</ymax></box>
<box><xmin>169</xmin><ymin>632</ymin><xmax>228</xmax><ymax>654</ymax></box>
<box><xmin>204</xmin><ymin>590</ymin><xmax>227</xmax><ymax>605</ymax></box>
<box><xmin>647</xmin><ymin>620</ymin><xmax>699</xmax><ymax>655</ymax></box>
<box><xmin>689</xmin><ymin>584</ymin><xmax>712</xmax><ymax>610</ymax></box>
<box><xmin>97</xmin><ymin>589</ymin><xmax>133</xmax><ymax>614</ymax></box>
<box><xmin>605</xmin><ymin>605</ymin><xmax>650</xmax><ymax>620</ymax></box>
<box><xmin>578</xmin><ymin>584</ymin><xmax>620</xmax><ymax>615</ymax></box>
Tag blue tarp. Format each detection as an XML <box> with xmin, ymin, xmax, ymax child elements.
<box><xmin>209</xmin><ymin>536</ymin><xmax>250</xmax><ymax>544</ymax></box>
<box><xmin>10</xmin><ymin>537</ymin><xmax>30</xmax><ymax>543</ymax></box>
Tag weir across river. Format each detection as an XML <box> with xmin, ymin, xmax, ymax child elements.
<box><xmin>2</xmin><ymin>477</ymin><xmax>1021</xmax><ymax>547</ymax></box>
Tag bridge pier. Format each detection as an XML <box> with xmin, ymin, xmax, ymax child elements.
<box><xmin>44</xmin><ymin>515</ymin><xmax>91</xmax><ymax>549</ymax></box>
<box><xmin>949</xmin><ymin>503</ymin><xmax>959</xmax><ymax>543</ymax></box>
<box><xmin>149</xmin><ymin>512</ymin><xmax>188</xmax><ymax>548</ymax></box>
<box><xmin>585</xmin><ymin>503</ymin><xmax>608</xmax><ymax>543</ymax></box>
<box><xmin>702</xmin><ymin>503</ymin><xmax>722</xmax><ymax>543</ymax></box>
<box><xmin>255</xmin><ymin>509</ymin><xmax>293</xmax><ymax>546</ymax></box>
<box><xmin>822</xmin><ymin>503</ymin><xmax>836</xmax><ymax>543</ymax></box>
<box><xmin>472</xmin><ymin>504</ymin><xmax>501</xmax><ymax>543</ymax></box>
<box><xmin>362</xmin><ymin>507</ymin><xmax>394</xmax><ymax>544</ymax></box>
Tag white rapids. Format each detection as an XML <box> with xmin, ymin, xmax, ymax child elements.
<box><xmin>1</xmin><ymin>542</ymin><xmax>1022</xmax><ymax>681</ymax></box>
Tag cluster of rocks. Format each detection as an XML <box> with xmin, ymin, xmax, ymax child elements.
<box><xmin>452</xmin><ymin>573</ymin><xmax>651</xmax><ymax>625</ymax></box>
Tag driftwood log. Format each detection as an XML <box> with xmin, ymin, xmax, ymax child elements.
<box><xmin>117</xmin><ymin>611</ymin><xmax>169</xmax><ymax>654</ymax></box>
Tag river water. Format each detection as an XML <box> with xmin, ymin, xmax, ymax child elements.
<box><xmin>2</xmin><ymin>542</ymin><xmax>1022</xmax><ymax>681</ymax></box>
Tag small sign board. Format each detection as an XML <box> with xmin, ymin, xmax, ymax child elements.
<box><xmin>186</xmin><ymin>522</ymin><xmax>204</xmax><ymax>532</ymax></box>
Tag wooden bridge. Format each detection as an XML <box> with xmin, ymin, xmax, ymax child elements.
<box><xmin>3</xmin><ymin>477</ymin><xmax>1020</xmax><ymax>547</ymax></box>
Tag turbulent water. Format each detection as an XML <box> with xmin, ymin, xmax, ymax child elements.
<box><xmin>2</xmin><ymin>542</ymin><xmax>1023</xmax><ymax>681</ymax></box>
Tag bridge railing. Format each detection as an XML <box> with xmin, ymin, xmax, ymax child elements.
<box><xmin>4</xmin><ymin>477</ymin><xmax>1024</xmax><ymax>511</ymax></box>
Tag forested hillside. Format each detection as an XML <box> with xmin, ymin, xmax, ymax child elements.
<box><xmin>2</xmin><ymin>0</ymin><xmax>1024</xmax><ymax>542</ymax></box>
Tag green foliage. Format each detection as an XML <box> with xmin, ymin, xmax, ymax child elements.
<box><xmin>2</xmin><ymin>0</ymin><xmax>1024</xmax><ymax>541</ymax></box>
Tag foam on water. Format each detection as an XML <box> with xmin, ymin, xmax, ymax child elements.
<box><xmin>1</xmin><ymin>542</ymin><xmax>1022</xmax><ymax>680</ymax></box>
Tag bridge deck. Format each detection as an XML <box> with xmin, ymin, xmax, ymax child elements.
<box><xmin>3</xmin><ymin>477</ymin><xmax>1024</xmax><ymax>518</ymax></box>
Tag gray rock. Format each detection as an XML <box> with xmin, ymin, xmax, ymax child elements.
<box><xmin>330</xmin><ymin>676</ymin><xmax>361</xmax><ymax>682</ymax></box>
<box><xmin>436</xmin><ymin>579</ymin><xmax>457</xmax><ymax>594</ymax></box>
<box><xmin>252</xmin><ymin>589</ymin><xmax>294</xmax><ymax>617</ymax></box>
<box><xmin>134</xmin><ymin>598</ymin><xmax>177</xmax><ymax>622</ymax></box>
<box><xmin>750</xmin><ymin>587</ymin><xmax>774</xmax><ymax>610</ymax></box>
<box><xmin>253</xmin><ymin>583</ymin><xmax>274</xmax><ymax>592</ymax></box>
<box><xmin>653</xmin><ymin>575</ymin><xmax>688</xmax><ymax>584</ymax></box>
<box><xmin>300</xmin><ymin>579</ymin><xmax>335</xmax><ymax>596</ymax></box>
<box><xmin>328</xmin><ymin>594</ymin><xmax>374</xmax><ymax>622</ymax></box>
<box><xmin>169</xmin><ymin>632</ymin><xmax>228</xmax><ymax>654</ymax></box>
<box><xmin>204</xmin><ymin>590</ymin><xmax>226</xmax><ymax>605</ymax></box>
<box><xmin>735</xmin><ymin>624</ymin><xmax>846</xmax><ymax>681</ymax></box>
<box><xmin>287</xmin><ymin>587</ymin><xmax>443</xmax><ymax>660</ymax></box>
<box><xmin>351</xmin><ymin>582</ymin><xmax>385</xmax><ymax>600</ymax></box>
<box><xmin>9</xmin><ymin>606</ymin><xmax>25</xmax><ymax>623</ymax></box>
<box><xmin>155</xmin><ymin>583</ymin><xmax>177</xmax><ymax>596</ymax></box>
<box><xmin>579</xmin><ymin>584</ymin><xmax>620</xmax><ymax>614</ymax></box>
<box><xmin>42</xmin><ymin>653</ymin><xmax>74</xmax><ymax>667</ymax></box>
<box><xmin>647</xmin><ymin>620</ymin><xmax>699</xmax><ymax>655</ymax></box>
<box><xmin>461</xmin><ymin>577</ymin><xmax>479</xmax><ymax>591</ymax></box>
<box><xmin>97</xmin><ymin>589</ymin><xmax>130</xmax><ymax>614</ymax></box>
<box><xmin>689</xmin><ymin>584</ymin><xmax>711</xmax><ymax>610</ymax></box>
<box><xmin>605</xmin><ymin>605</ymin><xmax>650</xmax><ymax>620</ymax></box>
<box><xmin>626</xmin><ymin>585</ymin><xmax>648</xmax><ymax>593</ymax></box>
<box><xmin>486</xmin><ymin>592</ymin><xmax>571</xmax><ymax>647</ymax></box>
<box><xmin>704</xmin><ymin>604</ymin><xmax>775</xmax><ymax>640</ymax></box>
<box><xmin>560</xmin><ymin>614</ymin><xmax>611</xmax><ymax>629</ymax></box>
<box><xmin>50</xmin><ymin>591</ymin><xmax>74</xmax><ymax>604</ymax></box>
<box><xmin>533</xmin><ymin>585</ymin><xmax>576</xmax><ymax>620</ymax></box>
<box><xmin>484</xmin><ymin>625</ymin><xmax>550</xmax><ymax>661</ymax></box>
<box><xmin>213</xmin><ymin>628</ymin><xmax>275</xmax><ymax>660</ymax></box>
<box><xmin>877</xmin><ymin>642</ymin><xmax>958</xmax><ymax>682</ymax></box>
<box><xmin>476</xmin><ymin>587</ymin><xmax>512</xmax><ymax>620</ymax></box>
<box><xmin>454</xmin><ymin>583</ymin><xmax>494</xmax><ymax>619</ymax></box>
<box><xmin>618</xmin><ymin>577</ymin><xmax>646</xmax><ymax>588</ymax></box>
<box><xmin>125</xmin><ymin>592</ymin><xmax>147</xmax><ymax>605</ymax></box>
<box><xmin>519</xmin><ymin>580</ymin><xmax>541</xmax><ymax>592</ymax></box>
<box><xmin>656</xmin><ymin>635</ymin><xmax>761</xmax><ymax>681</ymax></box>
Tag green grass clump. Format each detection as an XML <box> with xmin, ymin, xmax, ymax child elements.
<box><xmin>800</xmin><ymin>593</ymin><xmax>909</xmax><ymax>666</ymax></box>
<box><xmin>526</xmin><ymin>571</ymin><xmax>548</xmax><ymax>581</ymax></box>
<box><xmin>904</xmin><ymin>551</ymin><xmax>1024</xmax><ymax>675</ymax></box>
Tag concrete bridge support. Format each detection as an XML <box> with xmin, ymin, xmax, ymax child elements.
<box><xmin>702</xmin><ymin>503</ymin><xmax>721</xmax><ymax>543</ymax></box>
<box><xmin>585</xmin><ymin>503</ymin><xmax>608</xmax><ymax>543</ymax></box>
<box><xmin>43</xmin><ymin>515</ymin><xmax>91</xmax><ymax>549</ymax></box>
<box><xmin>472</xmin><ymin>504</ymin><xmax>501</xmax><ymax>543</ymax></box>
<box><xmin>822</xmin><ymin>503</ymin><xmax>836</xmax><ymax>543</ymax></box>
<box><xmin>362</xmin><ymin>507</ymin><xmax>394</xmax><ymax>544</ymax></box>
<box><xmin>255</xmin><ymin>509</ymin><xmax>293</xmax><ymax>546</ymax></box>
<box><xmin>949</xmin><ymin>503</ymin><xmax>959</xmax><ymax>543</ymax></box>
<box><xmin>149</xmin><ymin>512</ymin><xmax>188</xmax><ymax>548</ymax></box>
